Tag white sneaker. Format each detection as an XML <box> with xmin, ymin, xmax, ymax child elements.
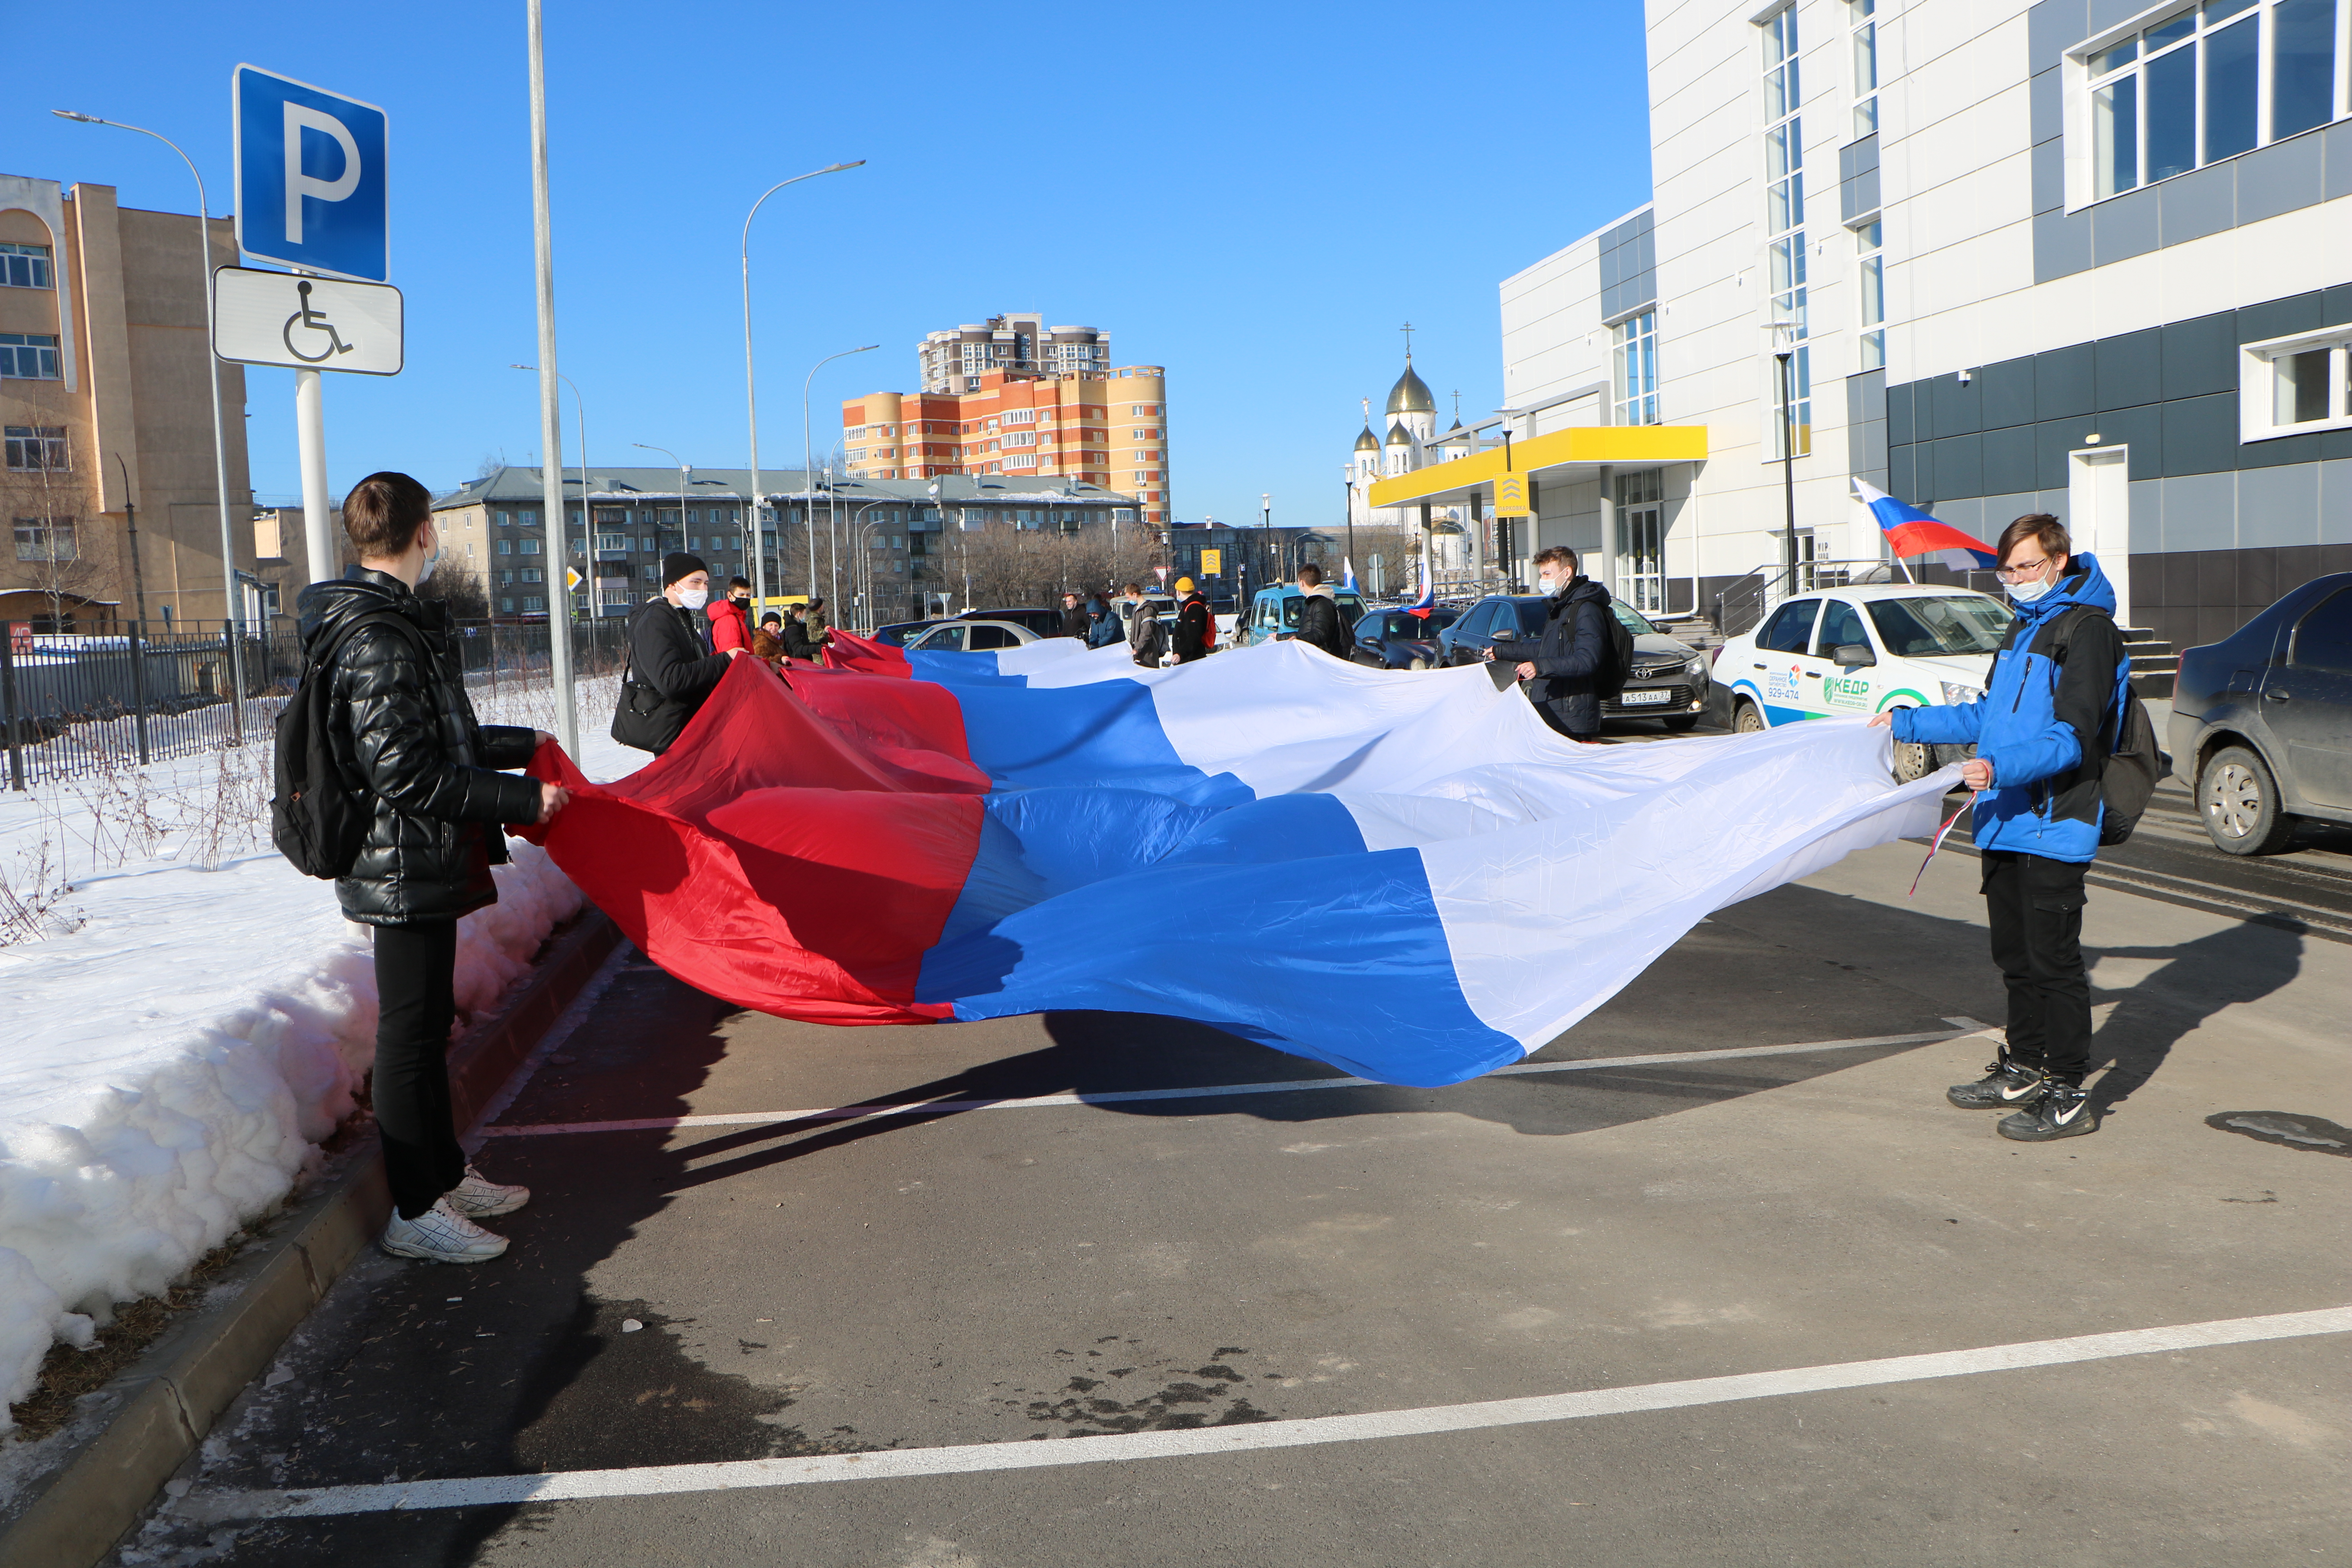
<box><xmin>446</xmin><ymin>1165</ymin><xmax>530</xmax><ymax>1219</ymax></box>
<box><xmin>381</xmin><ymin>1198</ymin><xmax>509</xmax><ymax>1263</ymax></box>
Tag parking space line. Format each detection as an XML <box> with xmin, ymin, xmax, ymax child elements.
<box><xmin>483</xmin><ymin>1020</ymin><xmax>1990</xmax><ymax>1140</ymax></box>
<box><xmin>187</xmin><ymin>1303</ymin><xmax>2352</xmax><ymax>1521</ymax></box>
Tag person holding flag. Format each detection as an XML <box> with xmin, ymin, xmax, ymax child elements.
<box><xmin>1869</xmin><ymin>513</ymin><xmax>2130</xmax><ymax>1143</ymax></box>
<box><xmin>1293</xmin><ymin>563</ymin><xmax>1350</xmax><ymax>657</ymax></box>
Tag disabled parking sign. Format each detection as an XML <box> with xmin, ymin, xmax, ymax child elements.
<box><xmin>211</xmin><ymin>267</ymin><xmax>403</xmax><ymax>375</ymax></box>
<box><xmin>232</xmin><ymin>65</ymin><xmax>388</xmax><ymax>281</ymax></box>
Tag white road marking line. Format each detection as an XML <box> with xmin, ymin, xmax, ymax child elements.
<box><xmin>187</xmin><ymin>1303</ymin><xmax>2352</xmax><ymax>1521</ymax></box>
<box><xmin>483</xmin><ymin>1020</ymin><xmax>1991</xmax><ymax>1139</ymax></box>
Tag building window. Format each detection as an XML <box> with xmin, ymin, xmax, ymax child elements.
<box><xmin>520</xmin><ymin>538</ymin><xmax>541</xmax><ymax>555</ymax></box>
<box><xmin>1849</xmin><ymin>0</ymin><xmax>1878</xmax><ymax>137</ymax></box>
<box><xmin>500</xmin><ymin>597</ymin><xmax>516</xmax><ymax>613</ymax></box>
<box><xmin>521</xmin><ymin>567</ymin><xmax>543</xmax><ymax>583</ymax></box>
<box><xmin>2241</xmin><ymin>328</ymin><xmax>2352</xmax><ymax>439</ymax></box>
<box><xmin>1612</xmin><ymin>311</ymin><xmax>1660</xmax><ymax>425</ymax></box>
<box><xmin>1615</xmin><ymin>470</ymin><xmax>1666</xmax><ymax>615</ymax></box>
<box><xmin>1856</xmin><ymin>220</ymin><xmax>1886</xmax><ymax>370</ymax></box>
<box><xmin>14</xmin><ymin>517</ymin><xmax>77</xmax><ymax>561</ymax></box>
<box><xmin>5</xmin><ymin>426</ymin><xmax>68</xmax><ymax>471</ymax></box>
<box><xmin>0</xmin><ymin>244</ymin><xmax>51</xmax><ymax>289</ymax></box>
<box><xmin>0</xmin><ymin>333</ymin><xmax>61</xmax><ymax>380</ymax></box>
<box><xmin>497</xmin><ymin>539</ymin><xmax>512</xmax><ymax>555</ymax></box>
<box><xmin>523</xmin><ymin>596</ymin><xmax>545</xmax><ymax>612</ymax></box>
<box><xmin>2080</xmin><ymin>0</ymin><xmax>2343</xmax><ymax>204</ymax></box>
<box><xmin>497</xmin><ymin>510</ymin><xmax>512</xmax><ymax>526</ymax></box>
<box><xmin>1763</xmin><ymin>5</ymin><xmax>1812</xmax><ymax>458</ymax></box>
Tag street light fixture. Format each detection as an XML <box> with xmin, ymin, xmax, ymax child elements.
<box><xmin>741</xmin><ymin>162</ymin><xmax>864</xmax><ymax>613</ymax></box>
<box><xmin>631</xmin><ymin>444</ymin><xmax>691</xmax><ymax>577</ymax></box>
<box><xmin>512</xmin><ymin>364</ymin><xmax>589</xmax><ymax>617</ymax></box>
<box><xmin>54</xmin><ymin>108</ymin><xmax>245</xmax><ymax>740</ymax></box>
<box><xmin>1766</xmin><ymin>319</ymin><xmax>1802</xmax><ymax>587</ymax></box>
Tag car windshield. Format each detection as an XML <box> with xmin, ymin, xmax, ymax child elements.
<box><xmin>1612</xmin><ymin>602</ymin><xmax>1658</xmax><ymax>635</ymax></box>
<box><xmin>1376</xmin><ymin>609</ymin><xmax>1455</xmax><ymax>638</ymax></box>
<box><xmin>1866</xmin><ymin>595</ymin><xmax>2012</xmax><ymax>657</ymax></box>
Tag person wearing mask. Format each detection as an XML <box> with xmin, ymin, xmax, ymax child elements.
<box><xmin>780</xmin><ymin>604</ymin><xmax>817</xmax><ymax>662</ymax></box>
<box><xmin>707</xmin><ymin>576</ymin><xmax>754</xmax><ymax>653</ymax></box>
<box><xmin>296</xmin><ymin>472</ymin><xmax>566</xmax><ymax>1264</ymax></box>
<box><xmin>1491</xmin><ymin>545</ymin><xmax>1610</xmax><ymax>742</ymax></box>
<box><xmin>1172</xmin><ymin>577</ymin><xmax>1213</xmax><ymax>662</ymax></box>
<box><xmin>1872</xmin><ymin>515</ymin><xmax>2128</xmax><ymax>1142</ymax></box>
<box><xmin>615</xmin><ymin>552</ymin><xmax>742</xmax><ymax>755</ymax></box>
<box><xmin>1085</xmin><ymin>591</ymin><xmax>1120</xmax><ymax>649</ymax></box>
<box><xmin>1293</xmin><ymin>564</ymin><xmax>1348</xmax><ymax>658</ymax></box>
<box><xmin>1123</xmin><ymin>582</ymin><xmax>1166</xmax><ymax>668</ymax></box>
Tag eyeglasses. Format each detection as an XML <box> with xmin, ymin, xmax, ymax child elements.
<box><xmin>1994</xmin><ymin>557</ymin><xmax>2051</xmax><ymax>582</ymax></box>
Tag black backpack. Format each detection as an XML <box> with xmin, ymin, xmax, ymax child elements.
<box><xmin>2044</xmin><ymin>604</ymin><xmax>2167</xmax><ymax>846</ymax></box>
<box><xmin>1576</xmin><ymin>597</ymin><xmax>1638</xmax><ymax>702</ymax></box>
<box><xmin>270</xmin><ymin>612</ymin><xmax>425</xmax><ymax>879</ymax></box>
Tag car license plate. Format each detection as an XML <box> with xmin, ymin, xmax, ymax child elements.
<box><xmin>1621</xmin><ymin>688</ymin><xmax>1672</xmax><ymax>704</ymax></box>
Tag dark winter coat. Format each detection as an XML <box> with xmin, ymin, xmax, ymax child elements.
<box><xmin>1174</xmin><ymin>593</ymin><xmax>1212</xmax><ymax>661</ymax></box>
<box><xmin>1085</xmin><ymin>597</ymin><xmax>1121</xmax><ymax>648</ymax></box>
<box><xmin>1295</xmin><ymin>588</ymin><xmax>1348</xmax><ymax>658</ymax></box>
<box><xmin>295</xmin><ymin>568</ymin><xmax>544</xmax><ymax>926</ymax></box>
<box><xmin>621</xmin><ymin>594</ymin><xmax>733</xmax><ymax>754</ymax></box>
<box><xmin>780</xmin><ymin>616</ymin><xmax>818</xmax><ymax>662</ymax></box>
<box><xmin>1060</xmin><ymin>603</ymin><xmax>1091</xmax><ymax>639</ymax></box>
<box><xmin>1126</xmin><ymin>598</ymin><xmax>1166</xmax><ymax>666</ymax></box>
<box><xmin>1895</xmin><ymin>554</ymin><xmax>2129</xmax><ymax>863</ymax></box>
<box><xmin>1526</xmin><ymin>577</ymin><xmax>1612</xmax><ymax>737</ymax></box>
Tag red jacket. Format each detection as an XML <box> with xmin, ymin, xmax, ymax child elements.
<box><xmin>706</xmin><ymin>595</ymin><xmax>751</xmax><ymax>652</ymax></box>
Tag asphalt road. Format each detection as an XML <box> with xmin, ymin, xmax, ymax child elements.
<box><xmin>118</xmin><ymin>731</ymin><xmax>2350</xmax><ymax>1568</ymax></box>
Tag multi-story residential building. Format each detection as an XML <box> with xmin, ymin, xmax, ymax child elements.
<box><xmin>918</xmin><ymin>314</ymin><xmax>1109</xmax><ymax>392</ymax></box>
<box><xmin>1</xmin><ymin>174</ymin><xmax>259</xmax><ymax>632</ymax></box>
<box><xmin>430</xmin><ymin>464</ymin><xmax>1138</xmax><ymax>627</ymax></box>
<box><xmin>1372</xmin><ymin>0</ymin><xmax>2351</xmax><ymax>648</ymax></box>
<box><xmin>843</xmin><ymin>363</ymin><xmax>1172</xmax><ymax>525</ymax></box>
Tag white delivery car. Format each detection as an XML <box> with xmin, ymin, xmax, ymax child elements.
<box><xmin>1716</xmin><ymin>583</ymin><xmax>2013</xmax><ymax>780</ymax></box>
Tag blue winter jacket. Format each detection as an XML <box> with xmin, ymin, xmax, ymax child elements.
<box><xmin>1891</xmin><ymin>553</ymin><xmax>2129</xmax><ymax>863</ymax></box>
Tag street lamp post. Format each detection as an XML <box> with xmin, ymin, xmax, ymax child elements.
<box><xmin>803</xmin><ymin>345</ymin><xmax>878</xmax><ymax>616</ymax></box>
<box><xmin>741</xmin><ymin>162</ymin><xmax>864</xmax><ymax>615</ymax></box>
<box><xmin>1768</xmin><ymin>320</ymin><xmax>1800</xmax><ymax>589</ymax></box>
<box><xmin>631</xmin><ymin>446</ymin><xmax>691</xmax><ymax>603</ymax></box>
<box><xmin>54</xmin><ymin>108</ymin><xmax>245</xmax><ymax>740</ymax></box>
<box><xmin>512</xmin><ymin>364</ymin><xmax>588</xmax><ymax>617</ymax></box>
<box><xmin>522</xmin><ymin>0</ymin><xmax>580</xmax><ymax>759</ymax></box>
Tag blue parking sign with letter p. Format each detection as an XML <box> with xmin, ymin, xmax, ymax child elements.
<box><xmin>233</xmin><ymin>65</ymin><xmax>388</xmax><ymax>281</ymax></box>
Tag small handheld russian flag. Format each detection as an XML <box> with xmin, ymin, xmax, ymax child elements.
<box><xmin>1405</xmin><ymin>566</ymin><xmax>1434</xmax><ymax>615</ymax></box>
<box><xmin>1342</xmin><ymin>557</ymin><xmax>1359</xmax><ymax>593</ymax></box>
<box><xmin>1853</xmin><ymin>479</ymin><xmax>1998</xmax><ymax>572</ymax></box>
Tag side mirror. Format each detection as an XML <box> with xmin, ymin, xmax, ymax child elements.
<box><xmin>1490</xmin><ymin>628</ymin><xmax>1516</xmax><ymax>641</ymax></box>
<box><xmin>1833</xmin><ymin>643</ymin><xmax>1875</xmax><ymax>668</ymax></box>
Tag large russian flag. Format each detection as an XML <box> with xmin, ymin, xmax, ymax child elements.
<box><xmin>526</xmin><ymin>640</ymin><xmax>1949</xmax><ymax>1087</ymax></box>
<box><xmin>1853</xmin><ymin>478</ymin><xmax>1998</xmax><ymax>571</ymax></box>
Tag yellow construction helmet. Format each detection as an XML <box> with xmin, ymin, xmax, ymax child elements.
<box><xmin>1174</xmin><ymin>577</ymin><xmax>1196</xmax><ymax>592</ymax></box>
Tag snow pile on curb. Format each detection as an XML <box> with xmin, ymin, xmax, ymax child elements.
<box><xmin>0</xmin><ymin>677</ymin><xmax>637</xmax><ymax>1434</ymax></box>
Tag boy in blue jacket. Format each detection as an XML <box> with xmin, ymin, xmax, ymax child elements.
<box><xmin>1871</xmin><ymin>515</ymin><xmax>2128</xmax><ymax>1141</ymax></box>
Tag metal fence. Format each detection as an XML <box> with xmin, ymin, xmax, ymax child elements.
<box><xmin>0</xmin><ymin>617</ymin><xmax>635</xmax><ymax>790</ymax></box>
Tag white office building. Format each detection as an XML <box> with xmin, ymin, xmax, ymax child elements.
<box><xmin>1467</xmin><ymin>0</ymin><xmax>2350</xmax><ymax>650</ymax></box>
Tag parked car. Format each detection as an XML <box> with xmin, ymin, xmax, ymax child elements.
<box><xmin>1712</xmin><ymin>583</ymin><xmax>2011</xmax><ymax>779</ymax></box>
<box><xmin>2170</xmin><ymin>571</ymin><xmax>2352</xmax><ymax>855</ymax></box>
<box><xmin>1236</xmin><ymin>586</ymin><xmax>1368</xmax><ymax>648</ymax></box>
<box><xmin>1350</xmin><ymin>606</ymin><xmax>1460</xmax><ymax>669</ymax></box>
<box><xmin>1438</xmin><ymin>594</ymin><xmax>1712</xmax><ymax>732</ymax></box>
<box><xmin>872</xmin><ymin>619</ymin><xmax>943</xmax><ymax>647</ymax></box>
<box><xmin>957</xmin><ymin>607</ymin><xmax>1067</xmax><ymax>639</ymax></box>
<box><xmin>902</xmin><ymin>618</ymin><xmax>1040</xmax><ymax>652</ymax></box>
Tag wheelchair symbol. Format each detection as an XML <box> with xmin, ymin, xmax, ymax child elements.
<box><xmin>281</xmin><ymin>279</ymin><xmax>356</xmax><ymax>363</ymax></box>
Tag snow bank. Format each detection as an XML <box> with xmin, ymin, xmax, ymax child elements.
<box><xmin>0</xmin><ymin>680</ymin><xmax>638</xmax><ymax>1434</ymax></box>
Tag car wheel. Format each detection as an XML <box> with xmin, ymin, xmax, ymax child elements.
<box><xmin>1662</xmin><ymin>714</ymin><xmax>1700</xmax><ymax>732</ymax></box>
<box><xmin>1408</xmin><ymin>656</ymin><xmax>1429</xmax><ymax>671</ymax></box>
<box><xmin>1733</xmin><ymin>699</ymin><xmax>1767</xmax><ymax>733</ymax></box>
<box><xmin>2200</xmin><ymin>745</ymin><xmax>2298</xmax><ymax>856</ymax></box>
<box><xmin>1892</xmin><ymin>739</ymin><xmax>1935</xmax><ymax>784</ymax></box>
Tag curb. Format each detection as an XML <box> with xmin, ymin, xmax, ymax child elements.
<box><xmin>0</xmin><ymin>909</ymin><xmax>624</xmax><ymax>1568</ymax></box>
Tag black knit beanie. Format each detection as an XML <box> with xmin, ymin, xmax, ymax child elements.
<box><xmin>661</xmin><ymin>551</ymin><xmax>708</xmax><ymax>587</ymax></box>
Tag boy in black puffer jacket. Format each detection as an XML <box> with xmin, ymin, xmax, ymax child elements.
<box><xmin>296</xmin><ymin>472</ymin><xmax>570</xmax><ymax>1265</ymax></box>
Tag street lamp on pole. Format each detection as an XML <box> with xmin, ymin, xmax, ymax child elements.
<box><xmin>631</xmin><ymin>446</ymin><xmax>691</xmax><ymax>586</ymax></box>
<box><xmin>803</xmin><ymin>344</ymin><xmax>878</xmax><ymax>613</ymax></box>
<box><xmin>54</xmin><ymin>108</ymin><xmax>245</xmax><ymax>741</ymax></box>
<box><xmin>742</xmin><ymin>162</ymin><xmax>864</xmax><ymax>615</ymax></box>
<box><xmin>1768</xmin><ymin>319</ymin><xmax>1801</xmax><ymax>590</ymax></box>
<box><xmin>512</xmin><ymin>364</ymin><xmax>588</xmax><ymax>617</ymax></box>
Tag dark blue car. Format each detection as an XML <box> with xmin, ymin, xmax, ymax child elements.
<box><xmin>1350</xmin><ymin>606</ymin><xmax>1460</xmax><ymax>669</ymax></box>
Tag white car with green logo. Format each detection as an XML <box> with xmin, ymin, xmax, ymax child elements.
<box><xmin>1718</xmin><ymin>584</ymin><xmax>2012</xmax><ymax>779</ymax></box>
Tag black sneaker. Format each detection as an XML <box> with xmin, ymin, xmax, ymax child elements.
<box><xmin>1946</xmin><ymin>1050</ymin><xmax>2046</xmax><ymax>1111</ymax></box>
<box><xmin>1998</xmin><ymin>1082</ymin><xmax>2098</xmax><ymax>1141</ymax></box>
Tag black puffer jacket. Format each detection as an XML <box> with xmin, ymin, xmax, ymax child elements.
<box><xmin>1526</xmin><ymin>577</ymin><xmax>1612</xmax><ymax>737</ymax></box>
<box><xmin>1295</xmin><ymin>589</ymin><xmax>1348</xmax><ymax>658</ymax></box>
<box><xmin>620</xmin><ymin>594</ymin><xmax>732</xmax><ymax>752</ymax></box>
<box><xmin>296</xmin><ymin>568</ymin><xmax>544</xmax><ymax>925</ymax></box>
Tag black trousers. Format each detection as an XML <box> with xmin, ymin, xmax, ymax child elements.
<box><xmin>372</xmin><ymin>919</ymin><xmax>468</xmax><ymax>1219</ymax></box>
<box><xmin>1982</xmin><ymin>850</ymin><xmax>2092</xmax><ymax>1081</ymax></box>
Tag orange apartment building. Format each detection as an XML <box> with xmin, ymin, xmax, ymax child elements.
<box><xmin>842</xmin><ymin>363</ymin><xmax>1171</xmax><ymax>526</ymax></box>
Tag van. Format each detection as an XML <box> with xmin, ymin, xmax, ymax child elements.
<box><xmin>1237</xmin><ymin>586</ymin><xmax>1368</xmax><ymax>648</ymax></box>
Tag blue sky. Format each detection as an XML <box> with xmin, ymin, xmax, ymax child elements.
<box><xmin>26</xmin><ymin>0</ymin><xmax>1654</xmax><ymax>528</ymax></box>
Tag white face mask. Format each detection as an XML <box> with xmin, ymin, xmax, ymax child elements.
<box><xmin>415</xmin><ymin>532</ymin><xmax>441</xmax><ymax>587</ymax></box>
<box><xmin>1539</xmin><ymin>574</ymin><xmax>1567</xmax><ymax>597</ymax></box>
<box><xmin>2008</xmin><ymin>564</ymin><xmax>2059</xmax><ymax>605</ymax></box>
<box><xmin>678</xmin><ymin>586</ymin><xmax>710</xmax><ymax>611</ymax></box>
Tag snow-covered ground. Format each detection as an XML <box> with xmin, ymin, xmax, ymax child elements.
<box><xmin>0</xmin><ymin>674</ymin><xmax>637</xmax><ymax>1434</ymax></box>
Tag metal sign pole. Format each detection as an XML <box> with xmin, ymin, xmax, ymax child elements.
<box><xmin>296</xmin><ymin>363</ymin><xmax>336</xmax><ymax>585</ymax></box>
<box><xmin>527</xmin><ymin>0</ymin><xmax>578</xmax><ymax>758</ymax></box>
